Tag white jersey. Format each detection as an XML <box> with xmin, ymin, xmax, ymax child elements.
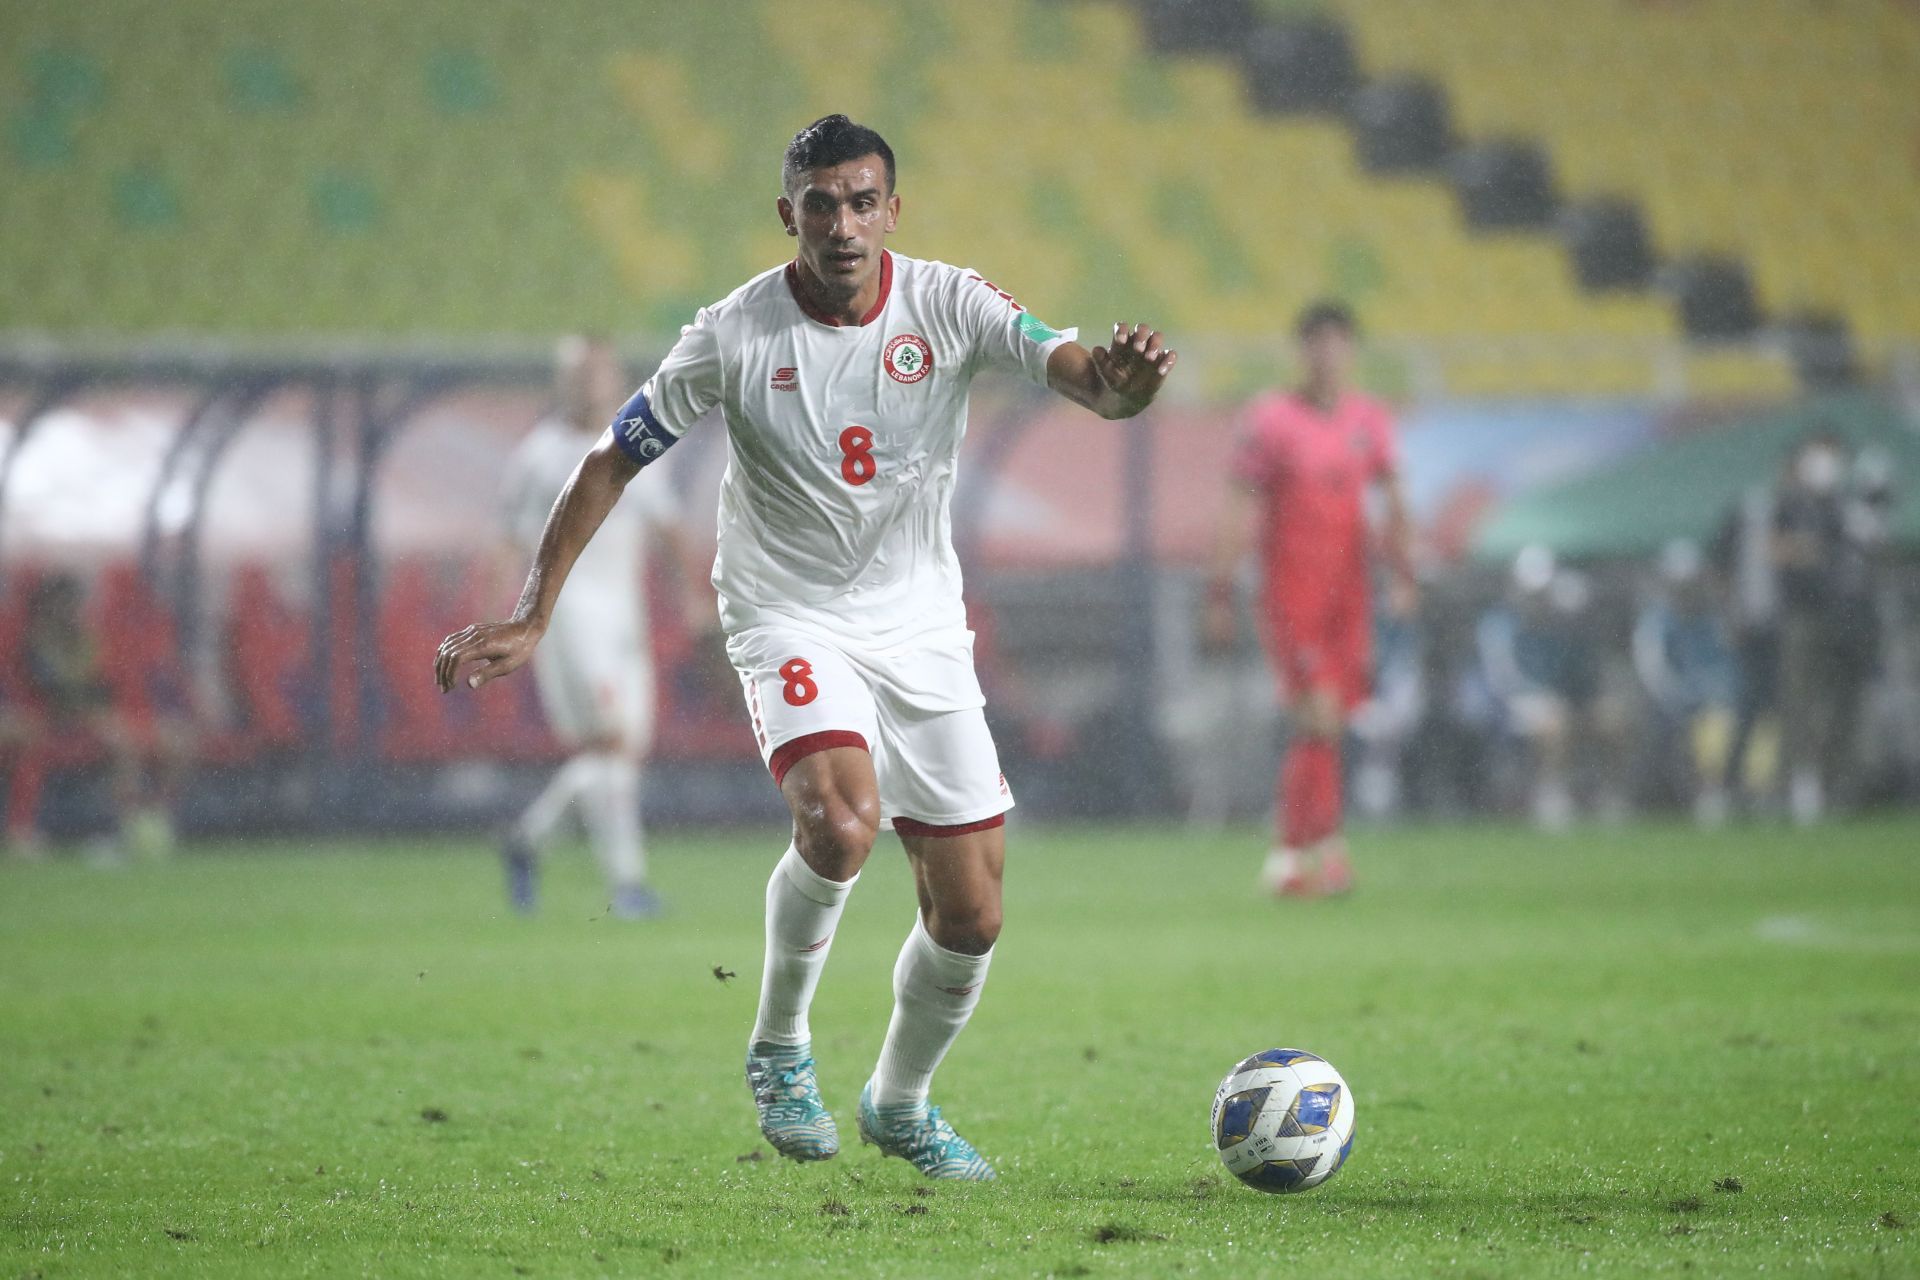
<box><xmin>502</xmin><ymin>416</ymin><xmax>665</xmax><ymax>635</ymax></box>
<box><xmin>621</xmin><ymin>251</ymin><xmax>1072</xmax><ymax>647</ymax></box>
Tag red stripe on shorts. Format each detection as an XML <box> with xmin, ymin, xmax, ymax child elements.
<box><xmin>891</xmin><ymin>813</ymin><xmax>1007</xmax><ymax>839</ymax></box>
<box><xmin>768</xmin><ymin>730</ymin><xmax>869</xmax><ymax>786</ymax></box>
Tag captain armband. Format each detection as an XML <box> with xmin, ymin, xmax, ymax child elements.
<box><xmin>609</xmin><ymin>388</ymin><xmax>685</xmax><ymax>468</ymax></box>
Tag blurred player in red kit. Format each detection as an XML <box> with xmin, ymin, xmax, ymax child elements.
<box><xmin>1207</xmin><ymin>301</ymin><xmax>1415</xmax><ymax>897</ymax></box>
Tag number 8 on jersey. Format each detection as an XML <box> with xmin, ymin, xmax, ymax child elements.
<box><xmin>839</xmin><ymin>425</ymin><xmax>876</xmax><ymax>486</ymax></box>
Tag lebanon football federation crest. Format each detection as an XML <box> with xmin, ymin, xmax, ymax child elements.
<box><xmin>884</xmin><ymin>333</ymin><xmax>933</xmax><ymax>384</ymax></box>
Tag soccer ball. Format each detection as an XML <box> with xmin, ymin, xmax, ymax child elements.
<box><xmin>1209</xmin><ymin>1048</ymin><xmax>1356</xmax><ymax>1193</ymax></box>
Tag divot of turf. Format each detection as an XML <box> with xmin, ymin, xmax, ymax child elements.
<box><xmin>1091</xmin><ymin>1222</ymin><xmax>1167</xmax><ymax>1244</ymax></box>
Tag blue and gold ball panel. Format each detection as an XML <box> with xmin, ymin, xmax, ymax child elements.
<box><xmin>1215</xmin><ymin>1086</ymin><xmax>1270</xmax><ymax>1150</ymax></box>
<box><xmin>1237</xmin><ymin>1155</ymin><xmax>1321</xmax><ymax>1193</ymax></box>
<box><xmin>1277</xmin><ymin>1082</ymin><xmax>1343</xmax><ymax>1137</ymax></box>
<box><xmin>1235</xmin><ymin>1048</ymin><xmax>1324</xmax><ymax>1074</ymax></box>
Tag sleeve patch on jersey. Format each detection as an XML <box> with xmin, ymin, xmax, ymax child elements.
<box><xmin>1016</xmin><ymin>311</ymin><xmax>1064</xmax><ymax>345</ymax></box>
<box><xmin>611</xmin><ymin>389</ymin><xmax>681</xmax><ymax>467</ymax></box>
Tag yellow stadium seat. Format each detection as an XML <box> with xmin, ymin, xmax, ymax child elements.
<box><xmin>4</xmin><ymin>0</ymin><xmax>1912</xmax><ymax>395</ymax></box>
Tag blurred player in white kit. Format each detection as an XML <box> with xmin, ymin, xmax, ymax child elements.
<box><xmin>496</xmin><ymin>336</ymin><xmax>684</xmax><ymax>920</ymax></box>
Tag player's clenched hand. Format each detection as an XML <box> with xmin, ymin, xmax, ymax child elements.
<box><xmin>1090</xmin><ymin>322</ymin><xmax>1178</xmax><ymax>410</ymax></box>
<box><xmin>434</xmin><ymin>619</ymin><xmax>543</xmax><ymax>693</ymax></box>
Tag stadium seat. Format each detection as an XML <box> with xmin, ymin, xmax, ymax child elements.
<box><xmin>3</xmin><ymin>0</ymin><xmax>1913</xmax><ymax>394</ymax></box>
<box><xmin>224</xmin><ymin>564</ymin><xmax>313</xmax><ymax>752</ymax></box>
<box><xmin>1314</xmin><ymin>0</ymin><xmax>1920</xmax><ymax>345</ymax></box>
<box><xmin>92</xmin><ymin>564</ymin><xmax>190</xmax><ymax>736</ymax></box>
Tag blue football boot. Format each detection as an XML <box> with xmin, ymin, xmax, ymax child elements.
<box><xmin>611</xmin><ymin>883</ymin><xmax>666</xmax><ymax>920</ymax></box>
<box><xmin>501</xmin><ymin>830</ymin><xmax>536</xmax><ymax>915</ymax></box>
<box><xmin>857</xmin><ymin>1081</ymin><xmax>995</xmax><ymax>1181</ymax></box>
<box><xmin>745</xmin><ymin>1041</ymin><xmax>839</xmax><ymax>1161</ymax></box>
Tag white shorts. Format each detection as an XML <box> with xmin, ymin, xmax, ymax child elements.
<box><xmin>727</xmin><ymin>622</ymin><xmax>1013</xmax><ymax>833</ymax></box>
<box><xmin>532</xmin><ymin>609</ymin><xmax>654</xmax><ymax>754</ymax></box>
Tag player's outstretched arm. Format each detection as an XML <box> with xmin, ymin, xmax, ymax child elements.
<box><xmin>434</xmin><ymin>435</ymin><xmax>640</xmax><ymax>693</ymax></box>
<box><xmin>1046</xmin><ymin>322</ymin><xmax>1177</xmax><ymax>420</ymax></box>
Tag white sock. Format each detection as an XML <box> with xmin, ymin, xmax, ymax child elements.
<box><xmin>577</xmin><ymin>754</ymin><xmax>645</xmax><ymax>889</ymax></box>
<box><xmin>751</xmin><ymin>845</ymin><xmax>858</xmax><ymax>1048</ymax></box>
<box><xmin>869</xmin><ymin>916</ymin><xmax>994</xmax><ymax>1111</ymax></box>
<box><xmin>1533</xmin><ymin>777</ymin><xmax>1575</xmax><ymax>832</ymax></box>
<box><xmin>517</xmin><ymin>755</ymin><xmax>598</xmax><ymax>850</ymax></box>
<box><xmin>1789</xmin><ymin>768</ymin><xmax>1823</xmax><ymax>827</ymax></box>
<box><xmin>1260</xmin><ymin>846</ymin><xmax>1302</xmax><ymax>888</ymax></box>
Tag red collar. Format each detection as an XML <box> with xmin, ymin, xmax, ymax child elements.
<box><xmin>785</xmin><ymin>250</ymin><xmax>893</xmax><ymax>327</ymax></box>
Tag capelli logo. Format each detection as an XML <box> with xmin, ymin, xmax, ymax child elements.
<box><xmin>771</xmin><ymin>367</ymin><xmax>799</xmax><ymax>391</ymax></box>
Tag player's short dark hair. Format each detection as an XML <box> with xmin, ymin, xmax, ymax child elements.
<box><xmin>1296</xmin><ymin>299</ymin><xmax>1358</xmax><ymax>340</ymax></box>
<box><xmin>782</xmin><ymin>115</ymin><xmax>895</xmax><ymax>195</ymax></box>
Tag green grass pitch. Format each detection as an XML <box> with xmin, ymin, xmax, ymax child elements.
<box><xmin>4</xmin><ymin>820</ymin><xmax>1917</xmax><ymax>1278</ymax></box>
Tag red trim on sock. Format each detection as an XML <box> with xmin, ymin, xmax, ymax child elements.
<box><xmin>892</xmin><ymin>813</ymin><xmax>1006</xmax><ymax>839</ymax></box>
<box><xmin>768</xmin><ymin>730</ymin><xmax>868</xmax><ymax>786</ymax></box>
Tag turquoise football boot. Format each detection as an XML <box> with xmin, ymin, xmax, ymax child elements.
<box><xmin>857</xmin><ymin>1081</ymin><xmax>995</xmax><ymax>1181</ymax></box>
<box><xmin>745</xmin><ymin>1041</ymin><xmax>839</xmax><ymax>1161</ymax></box>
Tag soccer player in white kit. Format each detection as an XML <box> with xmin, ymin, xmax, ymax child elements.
<box><xmin>436</xmin><ymin>116</ymin><xmax>1176</xmax><ymax>1180</ymax></box>
<box><xmin>497</xmin><ymin>336</ymin><xmax>678</xmax><ymax>919</ymax></box>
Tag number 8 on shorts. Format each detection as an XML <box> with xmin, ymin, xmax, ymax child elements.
<box><xmin>779</xmin><ymin>658</ymin><xmax>819</xmax><ymax>707</ymax></box>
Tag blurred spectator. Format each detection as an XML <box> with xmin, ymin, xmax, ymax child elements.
<box><xmin>5</xmin><ymin>573</ymin><xmax>188</xmax><ymax>859</ymax></box>
<box><xmin>224</xmin><ymin>563</ymin><xmax>312</xmax><ymax>750</ymax></box>
<box><xmin>1349</xmin><ymin>607</ymin><xmax>1425</xmax><ymax>819</ymax></box>
<box><xmin>1714</xmin><ymin>456</ymin><xmax>1786</xmax><ymax>814</ymax></box>
<box><xmin>1633</xmin><ymin>540</ymin><xmax>1736</xmax><ymax>825</ymax></box>
<box><xmin>1400</xmin><ymin>588</ymin><xmax>1492</xmax><ymax>818</ymax></box>
<box><xmin>0</xmin><ymin>692</ymin><xmax>43</xmax><ymax>860</ymax></box>
<box><xmin>1473</xmin><ymin>546</ymin><xmax>1630</xmax><ymax>830</ymax></box>
<box><xmin>1772</xmin><ymin>431</ymin><xmax>1883</xmax><ymax>824</ymax></box>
